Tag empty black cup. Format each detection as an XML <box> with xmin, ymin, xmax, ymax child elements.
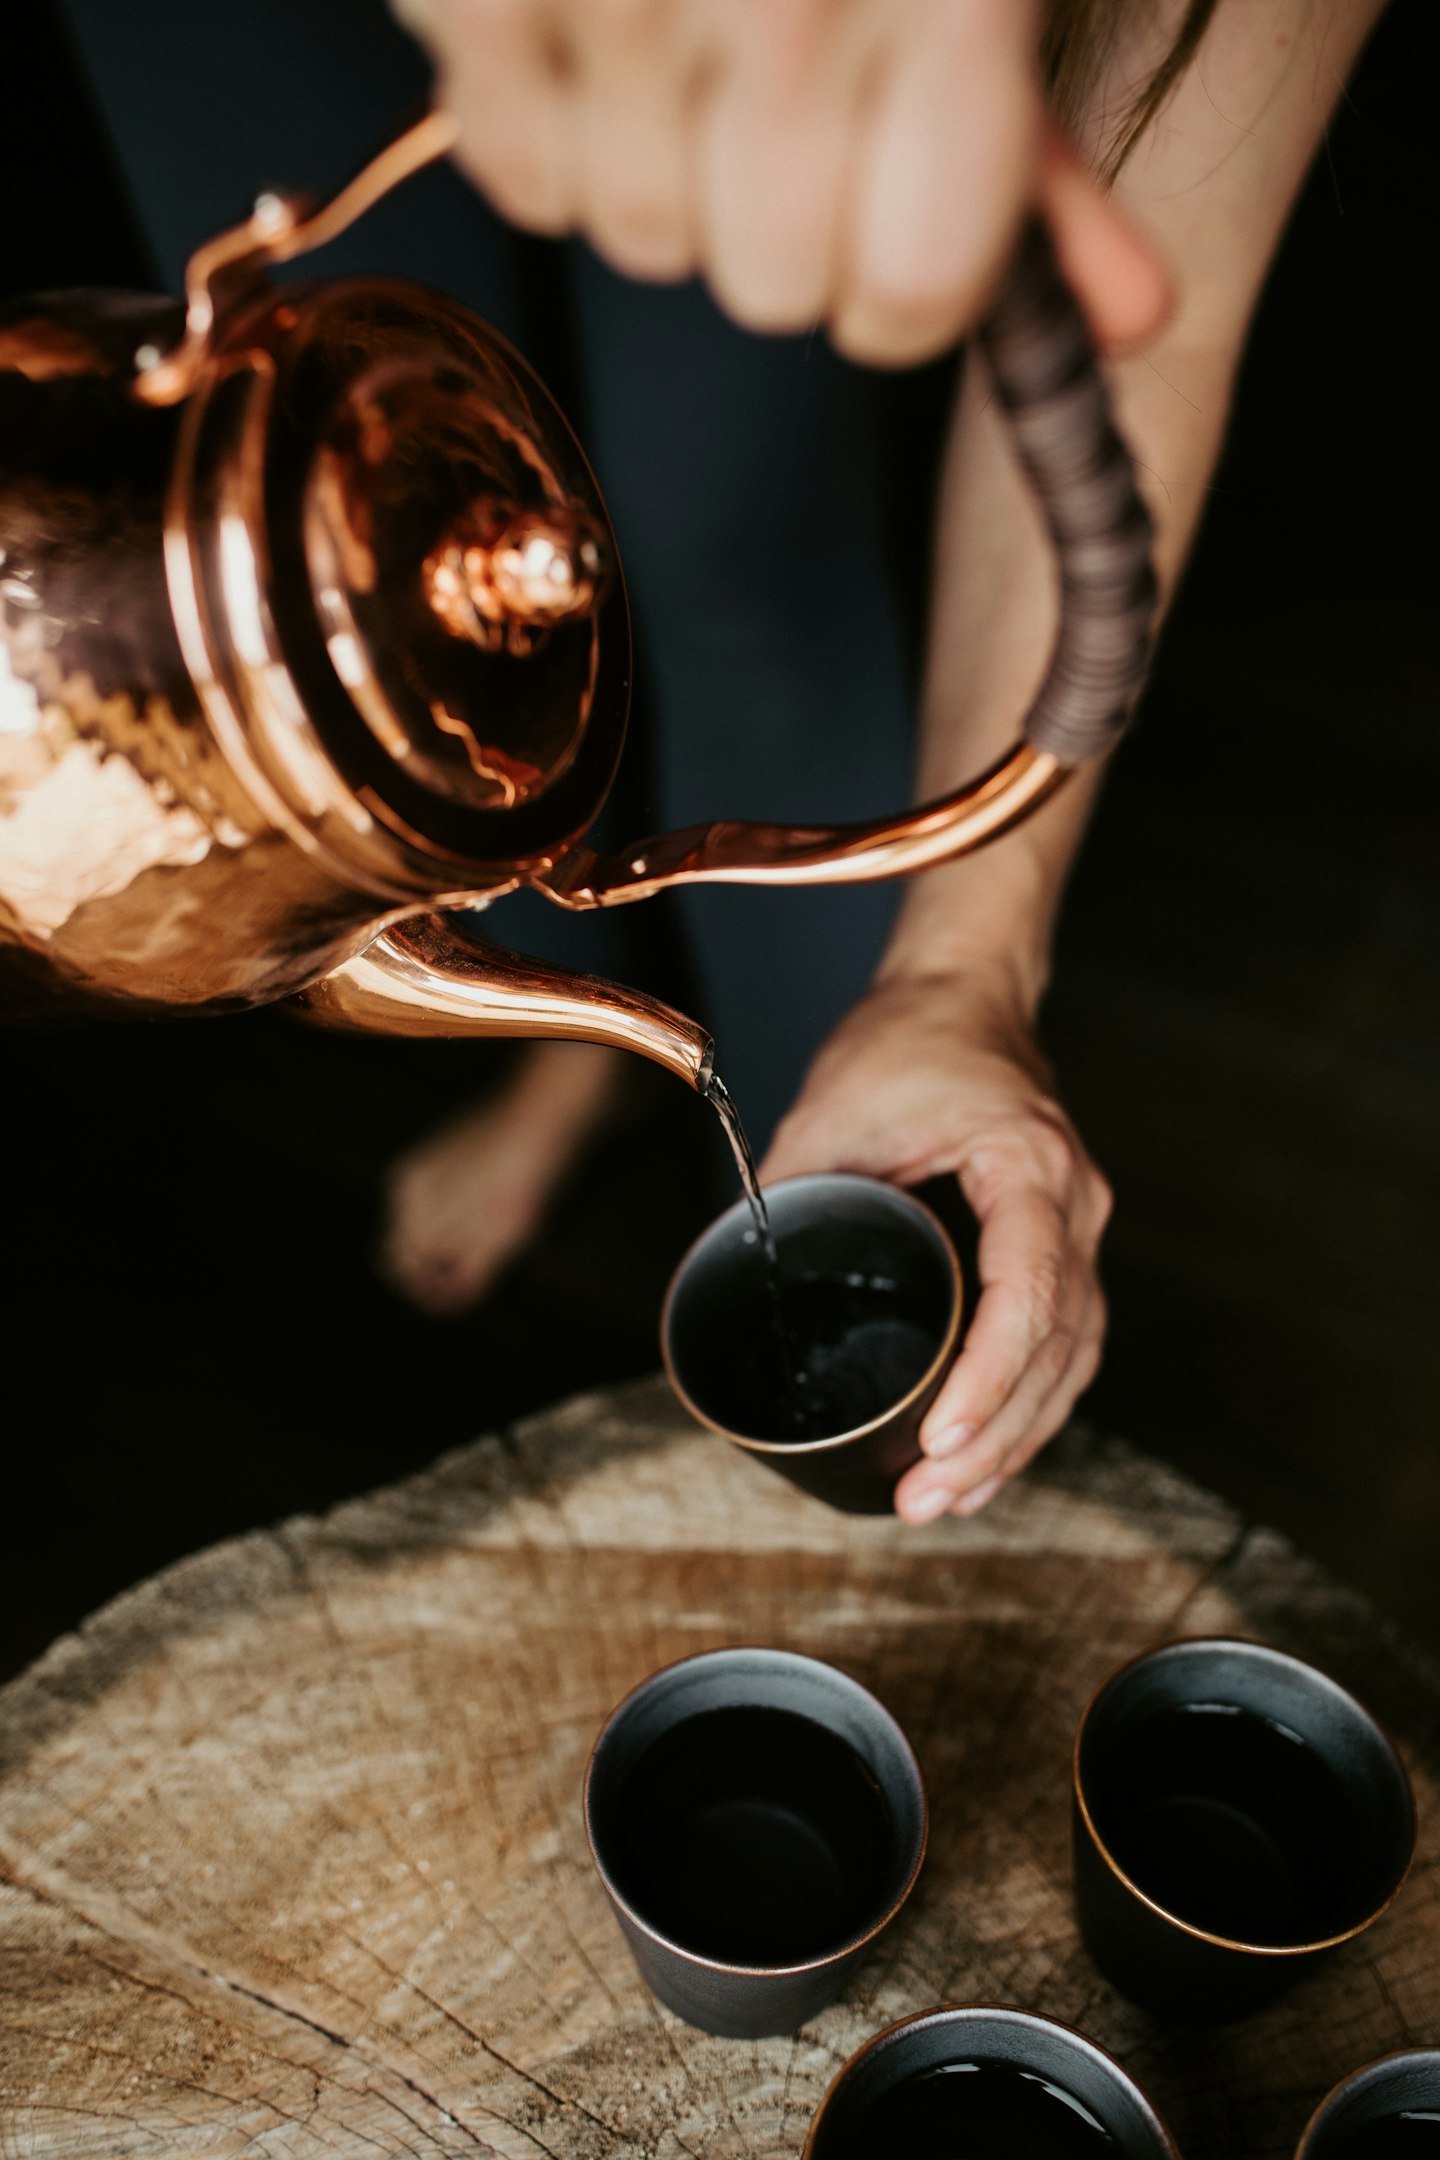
<box><xmin>583</xmin><ymin>1646</ymin><xmax>927</xmax><ymax>2037</ymax></box>
<box><xmin>1074</xmin><ymin>1638</ymin><xmax>1416</xmax><ymax>2025</ymax></box>
<box><xmin>1296</xmin><ymin>2050</ymin><xmax>1440</xmax><ymax>2157</ymax></box>
<box><xmin>662</xmin><ymin>1172</ymin><xmax>962</xmax><ymax>1514</ymax></box>
<box><xmin>802</xmin><ymin>2004</ymin><xmax>1181</xmax><ymax>2159</ymax></box>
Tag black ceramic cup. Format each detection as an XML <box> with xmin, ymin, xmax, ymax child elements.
<box><xmin>662</xmin><ymin>1172</ymin><xmax>962</xmax><ymax>1515</ymax></box>
<box><xmin>583</xmin><ymin>1646</ymin><xmax>927</xmax><ymax>2037</ymax></box>
<box><xmin>1073</xmin><ymin>1638</ymin><xmax>1416</xmax><ymax>2025</ymax></box>
<box><xmin>1295</xmin><ymin>2050</ymin><xmax>1440</xmax><ymax>2157</ymax></box>
<box><xmin>802</xmin><ymin>2003</ymin><xmax>1181</xmax><ymax>2159</ymax></box>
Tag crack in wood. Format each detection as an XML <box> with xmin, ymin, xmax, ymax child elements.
<box><xmin>218</xmin><ymin>1973</ymin><xmax>500</xmax><ymax>2152</ymax></box>
<box><xmin>408</xmin><ymin>1979</ymin><xmax>624</xmax><ymax>2142</ymax></box>
<box><xmin>1160</xmin><ymin>1521</ymin><xmax>1257</xmax><ymax>1636</ymax></box>
<box><xmin>0</xmin><ymin>1835</ymin><xmax>495</xmax><ymax>2152</ymax></box>
<box><xmin>1370</xmin><ymin>1959</ymin><xmax>1418</xmax><ymax>2048</ymax></box>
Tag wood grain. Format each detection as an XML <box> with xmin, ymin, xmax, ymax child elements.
<box><xmin>1</xmin><ymin>1379</ymin><xmax>1436</xmax><ymax>2158</ymax></box>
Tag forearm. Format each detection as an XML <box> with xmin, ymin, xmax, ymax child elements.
<box><xmin>882</xmin><ymin>0</ymin><xmax>1389</xmax><ymax>1014</ymax></box>
<box><xmin>880</xmin><ymin>318</ymin><xmax>1236</xmax><ymax>1010</ymax></box>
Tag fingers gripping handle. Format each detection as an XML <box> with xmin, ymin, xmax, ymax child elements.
<box><xmin>980</xmin><ymin>219</ymin><xmax>1158</xmax><ymax>764</ymax></box>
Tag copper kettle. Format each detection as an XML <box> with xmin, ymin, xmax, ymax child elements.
<box><xmin>0</xmin><ymin>113</ymin><xmax>1154</xmax><ymax>1093</ymax></box>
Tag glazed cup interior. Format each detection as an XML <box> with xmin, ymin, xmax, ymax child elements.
<box><xmin>1295</xmin><ymin>2050</ymin><xmax>1440</xmax><ymax>2157</ymax></box>
<box><xmin>802</xmin><ymin>2005</ymin><xmax>1180</xmax><ymax>2160</ymax></box>
<box><xmin>1075</xmin><ymin>1638</ymin><xmax>1416</xmax><ymax>1954</ymax></box>
<box><xmin>584</xmin><ymin>1645</ymin><xmax>926</xmax><ymax>1975</ymax></box>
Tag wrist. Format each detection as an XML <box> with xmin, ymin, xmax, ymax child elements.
<box><xmin>872</xmin><ymin>938</ymin><xmax>1043</xmax><ymax>1040</ymax></box>
<box><xmin>877</xmin><ymin>850</ymin><xmax>1058</xmax><ymax>1023</ymax></box>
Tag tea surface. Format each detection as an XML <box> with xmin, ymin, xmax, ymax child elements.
<box><xmin>606</xmin><ymin>1703</ymin><xmax>895</xmax><ymax>1964</ymax></box>
<box><xmin>748</xmin><ymin>1271</ymin><xmax>938</xmax><ymax>1439</ymax></box>
<box><xmin>1324</xmin><ymin>2116</ymin><xmax>1440</xmax><ymax>2158</ymax></box>
<box><xmin>828</xmin><ymin>2058</ymin><xmax>1118</xmax><ymax>2159</ymax></box>
<box><xmin>1092</xmin><ymin>1700</ymin><xmax>1362</xmax><ymax>1944</ymax></box>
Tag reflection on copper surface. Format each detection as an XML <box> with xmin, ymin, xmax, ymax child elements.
<box><xmin>423</xmin><ymin>502</ymin><xmax>610</xmax><ymax>655</ymax></box>
<box><xmin>299</xmin><ymin>341</ymin><xmax>613</xmax><ymax>822</ymax></box>
<box><xmin>428</xmin><ymin>706</ymin><xmax>543</xmax><ymax>805</ymax></box>
<box><xmin>297</xmin><ymin>912</ymin><xmax>715</xmax><ymax>1091</ymax></box>
<box><xmin>536</xmin><ymin>744</ymin><xmax>1067</xmax><ymax>908</ymax></box>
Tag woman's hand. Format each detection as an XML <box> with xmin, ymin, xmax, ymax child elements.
<box><xmin>395</xmin><ymin>0</ymin><xmax>1168</xmax><ymax>364</ymax></box>
<box><xmin>762</xmin><ymin>968</ymin><xmax>1111</xmax><ymax>1521</ymax></box>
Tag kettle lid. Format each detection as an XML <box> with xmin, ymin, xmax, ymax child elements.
<box><xmin>191</xmin><ymin>277</ymin><xmax>631</xmax><ymax>881</ymax></box>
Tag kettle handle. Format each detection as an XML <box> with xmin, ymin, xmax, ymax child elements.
<box><xmin>979</xmin><ymin>217</ymin><xmax>1158</xmax><ymax>764</ymax></box>
<box><xmin>535</xmin><ymin>217</ymin><xmax>1156</xmax><ymax>911</ymax></box>
<box><xmin>133</xmin><ymin>109</ymin><xmax>460</xmax><ymax>406</ymax></box>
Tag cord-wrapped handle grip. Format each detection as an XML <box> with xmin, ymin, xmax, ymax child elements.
<box><xmin>980</xmin><ymin>218</ymin><xmax>1158</xmax><ymax>763</ymax></box>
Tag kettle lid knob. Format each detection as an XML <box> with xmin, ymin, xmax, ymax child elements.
<box><xmin>423</xmin><ymin>501</ymin><xmax>610</xmax><ymax>656</ymax></box>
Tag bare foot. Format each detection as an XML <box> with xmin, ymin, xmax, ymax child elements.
<box><xmin>380</xmin><ymin>1043</ymin><xmax>623</xmax><ymax>1314</ymax></box>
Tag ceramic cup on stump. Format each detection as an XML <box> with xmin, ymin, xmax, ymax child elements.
<box><xmin>662</xmin><ymin>1172</ymin><xmax>962</xmax><ymax>1515</ymax></box>
<box><xmin>1295</xmin><ymin>2050</ymin><xmax>1440</xmax><ymax>2157</ymax></box>
<box><xmin>802</xmin><ymin>2004</ymin><xmax>1181</xmax><ymax>2159</ymax></box>
<box><xmin>1073</xmin><ymin>1637</ymin><xmax>1416</xmax><ymax>2025</ymax></box>
<box><xmin>583</xmin><ymin>1646</ymin><xmax>927</xmax><ymax>2037</ymax></box>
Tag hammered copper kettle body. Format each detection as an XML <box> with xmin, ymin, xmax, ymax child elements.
<box><xmin>0</xmin><ymin>113</ymin><xmax>1155</xmax><ymax>1091</ymax></box>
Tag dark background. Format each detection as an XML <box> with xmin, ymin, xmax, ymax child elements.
<box><xmin>3</xmin><ymin>0</ymin><xmax>1436</xmax><ymax>1679</ymax></box>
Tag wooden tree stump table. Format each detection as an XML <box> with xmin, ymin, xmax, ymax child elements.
<box><xmin>1</xmin><ymin>1377</ymin><xmax>1437</xmax><ymax>2159</ymax></box>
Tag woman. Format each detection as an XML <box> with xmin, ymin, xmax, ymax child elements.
<box><xmin>380</xmin><ymin>0</ymin><xmax>1389</xmax><ymax>1518</ymax></box>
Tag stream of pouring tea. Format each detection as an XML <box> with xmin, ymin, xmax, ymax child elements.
<box><xmin>705</xmin><ymin>1072</ymin><xmax>803</xmax><ymax>1420</ymax></box>
<box><xmin>704</xmin><ymin>1072</ymin><xmax>940</xmax><ymax>1442</ymax></box>
<box><xmin>705</xmin><ymin>1074</ymin><xmax>777</xmax><ymax>1270</ymax></box>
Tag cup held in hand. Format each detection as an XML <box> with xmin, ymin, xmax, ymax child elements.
<box><xmin>662</xmin><ymin>1173</ymin><xmax>962</xmax><ymax>1514</ymax></box>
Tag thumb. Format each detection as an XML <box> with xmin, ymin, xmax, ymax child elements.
<box><xmin>1037</xmin><ymin>124</ymin><xmax>1172</xmax><ymax>351</ymax></box>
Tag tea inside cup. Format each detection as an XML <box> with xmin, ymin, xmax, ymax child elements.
<box><xmin>663</xmin><ymin>1173</ymin><xmax>962</xmax><ymax>1513</ymax></box>
<box><xmin>665</xmin><ymin>1174</ymin><xmax>956</xmax><ymax>1443</ymax></box>
<box><xmin>803</xmin><ymin>2005</ymin><xmax>1180</xmax><ymax>2160</ymax></box>
<box><xmin>601</xmin><ymin>1691</ymin><xmax>894</xmax><ymax>1965</ymax></box>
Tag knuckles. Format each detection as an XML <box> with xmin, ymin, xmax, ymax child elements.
<box><xmin>591</xmin><ymin>194</ymin><xmax>694</xmax><ymax>276</ymax></box>
<box><xmin>1020</xmin><ymin>1246</ymin><xmax>1067</xmax><ymax>1343</ymax></box>
<box><xmin>844</xmin><ymin>256</ymin><xmax>974</xmax><ymax>341</ymax></box>
<box><xmin>1071</xmin><ymin>1333</ymin><xmax>1104</xmax><ymax>1396</ymax></box>
<box><xmin>1034</xmin><ymin>1318</ymin><xmax>1076</xmax><ymax>1388</ymax></box>
<box><xmin>584</xmin><ymin>0</ymin><xmax>664</xmax><ymax>28</ymax></box>
<box><xmin>449</xmin><ymin>0</ymin><xmax>537</xmax><ymax>30</ymax></box>
<box><xmin>1025</xmin><ymin>1114</ymin><xmax>1081</xmax><ymax>1195</ymax></box>
<box><xmin>830</xmin><ymin>304</ymin><xmax>959</xmax><ymax>370</ymax></box>
<box><xmin>710</xmin><ymin>268</ymin><xmax>829</xmax><ymax>336</ymax></box>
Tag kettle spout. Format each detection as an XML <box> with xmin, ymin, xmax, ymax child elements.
<box><xmin>293</xmin><ymin>913</ymin><xmax>714</xmax><ymax>1093</ymax></box>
